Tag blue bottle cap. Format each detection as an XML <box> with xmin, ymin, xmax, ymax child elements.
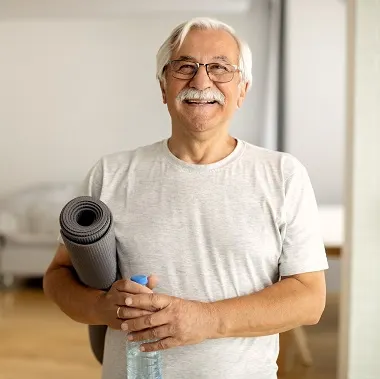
<box><xmin>130</xmin><ymin>274</ymin><xmax>148</xmax><ymax>286</ymax></box>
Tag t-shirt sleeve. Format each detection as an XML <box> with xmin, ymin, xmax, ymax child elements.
<box><xmin>278</xmin><ymin>160</ymin><xmax>329</xmax><ymax>276</ymax></box>
<box><xmin>78</xmin><ymin>158</ymin><xmax>104</xmax><ymax>200</ymax></box>
<box><xmin>57</xmin><ymin>159</ymin><xmax>104</xmax><ymax>245</ymax></box>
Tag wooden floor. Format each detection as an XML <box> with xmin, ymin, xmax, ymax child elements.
<box><xmin>280</xmin><ymin>294</ymin><xmax>338</xmax><ymax>379</ymax></box>
<box><xmin>0</xmin><ymin>281</ymin><xmax>338</xmax><ymax>379</ymax></box>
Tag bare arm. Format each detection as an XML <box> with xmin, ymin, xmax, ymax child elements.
<box><xmin>43</xmin><ymin>244</ymin><xmax>158</xmax><ymax>328</ymax></box>
<box><xmin>42</xmin><ymin>243</ymin><xmax>105</xmax><ymax>325</ymax></box>
<box><xmin>210</xmin><ymin>271</ymin><xmax>326</xmax><ymax>338</ymax></box>
<box><xmin>119</xmin><ymin>270</ymin><xmax>327</xmax><ymax>353</ymax></box>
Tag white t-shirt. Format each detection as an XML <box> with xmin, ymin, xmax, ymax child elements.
<box><xmin>77</xmin><ymin>138</ymin><xmax>328</xmax><ymax>379</ymax></box>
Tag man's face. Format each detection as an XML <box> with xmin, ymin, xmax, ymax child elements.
<box><xmin>161</xmin><ymin>28</ymin><xmax>248</xmax><ymax>134</ymax></box>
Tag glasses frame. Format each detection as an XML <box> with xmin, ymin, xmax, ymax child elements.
<box><xmin>167</xmin><ymin>59</ymin><xmax>240</xmax><ymax>83</ymax></box>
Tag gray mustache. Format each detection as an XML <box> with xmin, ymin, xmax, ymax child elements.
<box><xmin>176</xmin><ymin>88</ymin><xmax>225</xmax><ymax>105</ymax></box>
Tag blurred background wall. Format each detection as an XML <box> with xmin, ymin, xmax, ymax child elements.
<box><xmin>0</xmin><ymin>1</ymin><xmax>270</xmax><ymax>197</ymax></box>
<box><xmin>285</xmin><ymin>0</ymin><xmax>346</xmax><ymax>293</ymax></box>
<box><xmin>285</xmin><ymin>0</ymin><xmax>346</xmax><ymax>206</ymax></box>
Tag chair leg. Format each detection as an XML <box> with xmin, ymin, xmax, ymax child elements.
<box><xmin>0</xmin><ymin>286</ymin><xmax>16</xmax><ymax>318</ymax></box>
<box><xmin>0</xmin><ymin>273</ymin><xmax>15</xmax><ymax>288</ymax></box>
<box><xmin>292</xmin><ymin>327</ymin><xmax>313</xmax><ymax>366</ymax></box>
<box><xmin>278</xmin><ymin>331</ymin><xmax>295</xmax><ymax>376</ymax></box>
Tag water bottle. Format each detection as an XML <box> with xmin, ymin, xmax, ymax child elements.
<box><xmin>127</xmin><ymin>274</ymin><xmax>163</xmax><ymax>379</ymax></box>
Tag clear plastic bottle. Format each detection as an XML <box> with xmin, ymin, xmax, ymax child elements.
<box><xmin>127</xmin><ymin>274</ymin><xmax>163</xmax><ymax>379</ymax></box>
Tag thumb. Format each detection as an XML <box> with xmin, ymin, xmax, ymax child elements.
<box><xmin>147</xmin><ymin>274</ymin><xmax>159</xmax><ymax>290</ymax></box>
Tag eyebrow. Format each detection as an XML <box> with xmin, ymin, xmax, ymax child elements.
<box><xmin>212</xmin><ymin>55</ymin><xmax>231</xmax><ymax>64</ymax></box>
<box><xmin>176</xmin><ymin>55</ymin><xmax>197</xmax><ymax>61</ymax></box>
<box><xmin>175</xmin><ymin>55</ymin><xmax>232</xmax><ymax>64</ymax></box>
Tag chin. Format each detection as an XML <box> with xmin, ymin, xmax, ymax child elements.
<box><xmin>181</xmin><ymin>114</ymin><xmax>221</xmax><ymax>132</ymax></box>
<box><xmin>185</xmin><ymin>119</ymin><xmax>218</xmax><ymax>133</ymax></box>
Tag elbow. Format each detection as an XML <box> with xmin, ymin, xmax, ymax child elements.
<box><xmin>306</xmin><ymin>312</ymin><xmax>322</xmax><ymax>326</ymax></box>
<box><xmin>289</xmin><ymin>271</ymin><xmax>327</xmax><ymax>326</ymax></box>
<box><xmin>304</xmin><ymin>294</ymin><xmax>326</xmax><ymax>325</ymax></box>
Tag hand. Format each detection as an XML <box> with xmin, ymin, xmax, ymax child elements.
<box><xmin>120</xmin><ymin>293</ymin><xmax>217</xmax><ymax>352</ymax></box>
<box><xmin>94</xmin><ymin>275</ymin><xmax>158</xmax><ymax>330</ymax></box>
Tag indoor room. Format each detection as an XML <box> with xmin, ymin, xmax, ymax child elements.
<box><xmin>0</xmin><ymin>1</ymin><xmax>379</xmax><ymax>379</ymax></box>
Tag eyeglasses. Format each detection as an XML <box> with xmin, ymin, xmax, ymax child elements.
<box><xmin>167</xmin><ymin>60</ymin><xmax>240</xmax><ymax>83</ymax></box>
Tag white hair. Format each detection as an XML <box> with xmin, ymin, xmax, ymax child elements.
<box><xmin>156</xmin><ymin>17</ymin><xmax>253</xmax><ymax>90</ymax></box>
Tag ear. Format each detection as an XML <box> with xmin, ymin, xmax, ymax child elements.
<box><xmin>160</xmin><ymin>80</ymin><xmax>167</xmax><ymax>104</ymax></box>
<box><xmin>237</xmin><ymin>82</ymin><xmax>249</xmax><ymax>109</ymax></box>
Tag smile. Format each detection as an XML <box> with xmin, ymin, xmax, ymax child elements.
<box><xmin>184</xmin><ymin>100</ymin><xmax>219</xmax><ymax>105</ymax></box>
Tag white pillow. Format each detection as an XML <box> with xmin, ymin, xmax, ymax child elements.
<box><xmin>28</xmin><ymin>202</ymin><xmax>61</xmax><ymax>236</ymax></box>
<box><xmin>0</xmin><ymin>211</ymin><xmax>18</xmax><ymax>235</ymax></box>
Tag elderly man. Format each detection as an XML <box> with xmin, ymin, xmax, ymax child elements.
<box><xmin>43</xmin><ymin>17</ymin><xmax>328</xmax><ymax>379</ymax></box>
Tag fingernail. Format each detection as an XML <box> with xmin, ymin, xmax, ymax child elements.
<box><xmin>125</xmin><ymin>298</ymin><xmax>132</xmax><ymax>306</ymax></box>
<box><xmin>121</xmin><ymin>323</ymin><xmax>128</xmax><ymax>331</ymax></box>
<box><xmin>127</xmin><ymin>335</ymin><xmax>133</xmax><ymax>341</ymax></box>
<box><xmin>140</xmin><ymin>346</ymin><xmax>145</xmax><ymax>352</ymax></box>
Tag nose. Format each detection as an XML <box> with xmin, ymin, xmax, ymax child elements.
<box><xmin>189</xmin><ymin>64</ymin><xmax>213</xmax><ymax>90</ymax></box>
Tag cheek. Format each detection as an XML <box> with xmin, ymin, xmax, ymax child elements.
<box><xmin>165</xmin><ymin>79</ymin><xmax>187</xmax><ymax>103</ymax></box>
<box><xmin>224</xmin><ymin>89</ymin><xmax>240</xmax><ymax>109</ymax></box>
<box><xmin>217</xmin><ymin>83</ymin><xmax>240</xmax><ymax>108</ymax></box>
<box><xmin>167</xmin><ymin>90</ymin><xmax>182</xmax><ymax>108</ymax></box>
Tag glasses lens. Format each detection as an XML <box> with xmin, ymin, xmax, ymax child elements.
<box><xmin>171</xmin><ymin>61</ymin><xmax>197</xmax><ymax>79</ymax></box>
<box><xmin>169</xmin><ymin>60</ymin><xmax>237</xmax><ymax>83</ymax></box>
<box><xmin>207</xmin><ymin>63</ymin><xmax>235</xmax><ymax>83</ymax></box>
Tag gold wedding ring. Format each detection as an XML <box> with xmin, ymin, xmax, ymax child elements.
<box><xmin>116</xmin><ymin>306</ymin><xmax>121</xmax><ymax>319</ymax></box>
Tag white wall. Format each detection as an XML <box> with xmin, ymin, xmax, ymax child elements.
<box><xmin>339</xmin><ymin>1</ymin><xmax>380</xmax><ymax>378</ymax></box>
<box><xmin>285</xmin><ymin>0</ymin><xmax>346</xmax><ymax>205</ymax></box>
<box><xmin>0</xmin><ymin>2</ymin><xmax>270</xmax><ymax>197</ymax></box>
<box><xmin>285</xmin><ymin>0</ymin><xmax>346</xmax><ymax>293</ymax></box>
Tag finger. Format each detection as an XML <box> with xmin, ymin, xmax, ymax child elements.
<box><xmin>122</xmin><ymin>309</ymin><xmax>167</xmax><ymax>332</ymax></box>
<box><xmin>147</xmin><ymin>274</ymin><xmax>159</xmax><ymax>290</ymax></box>
<box><xmin>114</xmin><ymin>279</ymin><xmax>153</xmax><ymax>294</ymax></box>
<box><xmin>140</xmin><ymin>337</ymin><xmax>178</xmax><ymax>352</ymax></box>
<box><xmin>109</xmin><ymin>319</ymin><xmax>124</xmax><ymax>330</ymax></box>
<box><xmin>127</xmin><ymin>324</ymin><xmax>171</xmax><ymax>343</ymax></box>
<box><xmin>115</xmin><ymin>292</ymin><xmax>128</xmax><ymax>306</ymax></box>
<box><xmin>114</xmin><ymin>291</ymin><xmax>135</xmax><ymax>307</ymax></box>
<box><xmin>125</xmin><ymin>293</ymin><xmax>170</xmax><ymax>312</ymax></box>
<box><xmin>117</xmin><ymin>306</ymin><xmax>153</xmax><ymax>320</ymax></box>
<box><xmin>114</xmin><ymin>291</ymin><xmax>157</xmax><ymax>307</ymax></box>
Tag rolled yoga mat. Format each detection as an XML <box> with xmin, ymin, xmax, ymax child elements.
<box><xmin>59</xmin><ymin>195</ymin><xmax>118</xmax><ymax>364</ymax></box>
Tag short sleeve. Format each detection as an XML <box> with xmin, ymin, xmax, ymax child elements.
<box><xmin>57</xmin><ymin>159</ymin><xmax>104</xmax><ymax>245</ymax></box>
<box><xmin>79</xmin><ymin>159</ymin><xmax>104</xmax><ymax>200</ymax></box>
<box><xmin>279</xmin><ymin>160</ymin><xmax>329</xmax><ymax>276</ymax></box>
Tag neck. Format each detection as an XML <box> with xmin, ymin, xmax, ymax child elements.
<box><xmin>168</xmin><ymin>128</ymin><xmax>237</xmax><ymax>165</ymax></box>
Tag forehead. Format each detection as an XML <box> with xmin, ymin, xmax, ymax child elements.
<box><xmin>172</xmin><ymin>28</ymin><xmax>240</xmax><ymax>64</ymax></box>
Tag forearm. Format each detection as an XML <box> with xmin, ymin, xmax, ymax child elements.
<box><xmin>209</xmin><ymin>276</ymin><xmax>325</xmax><ymax>339</ymax></box>
<box><xmin>43</xmin><ymin>266</ymin><xmax>105</xmax><ymax>325</ymax></box>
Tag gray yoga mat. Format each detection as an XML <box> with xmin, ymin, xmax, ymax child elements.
<box><xmin>59</xmin><ymin>195</ymin><xmax>118</xmax><ymax>364</ymax></box>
